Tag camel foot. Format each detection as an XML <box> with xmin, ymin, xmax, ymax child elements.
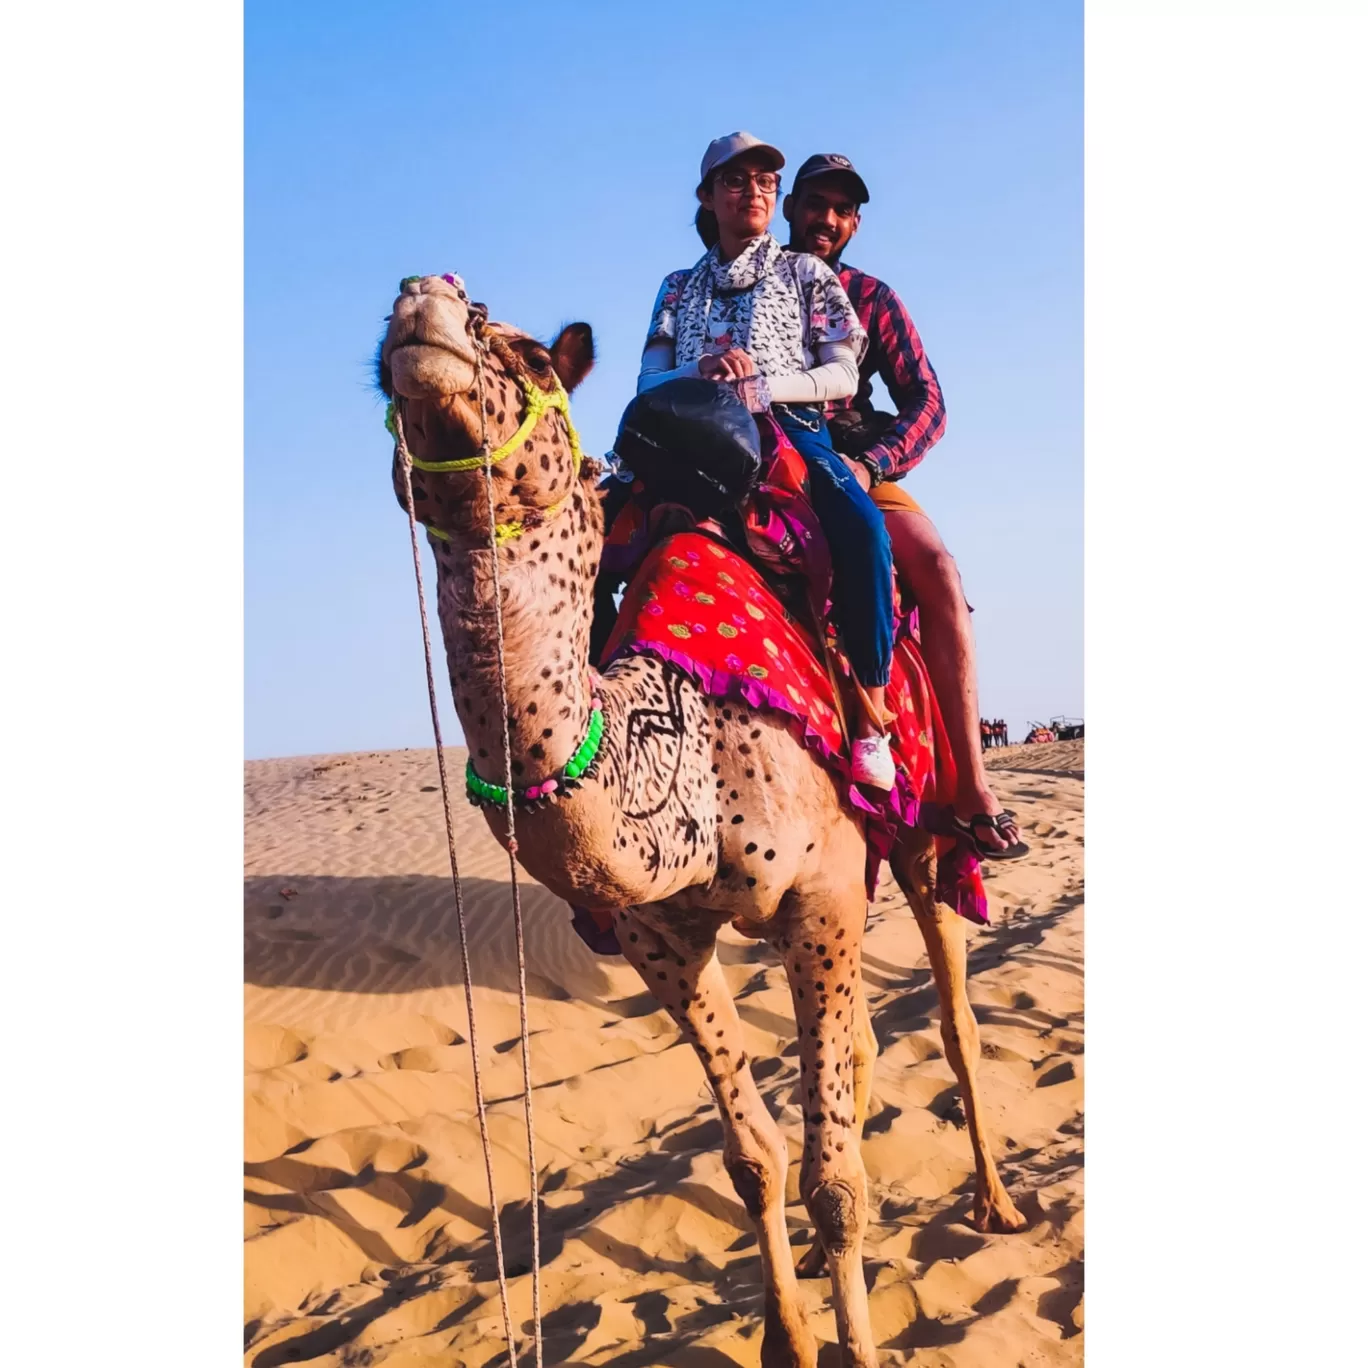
<box><xmin>793</xmin><ymin>1240</ymin><xmax>827</xmax><ymax>1279</ymax></box>
<box><xmin>972</xmin><ymin>1181</ymin><xmax>1027</xmax><ymax>1233</ymax></box>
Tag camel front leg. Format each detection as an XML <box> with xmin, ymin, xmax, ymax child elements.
<box><xmin>794</xmin><ymin>984</ymin><xmax>878</xmax><ymax>1281</ymax></box>
<box><xmin>892</xmin><ymin>841</ymin><xmax>1026</xmax><ymax>1233</ymax></box>
<box><xmin>779</xmin><ymin>904</ymin><xmax>879</xmax><ymax>1368</ymax></box>
<box><xmin>617</xmin><ymin>909</ymin><xmax>817</xmax><ymax>1368</ymax></box>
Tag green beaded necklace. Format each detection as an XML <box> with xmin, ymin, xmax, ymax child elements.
<box><xmin>465</xmin><ymin>701</ymin><xmax>604</xmax><ymax>809</ymax></box>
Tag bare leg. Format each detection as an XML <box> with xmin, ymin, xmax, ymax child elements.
<box><xmin>884</xmin><ymin>509</ymin><xmax>1017</xmax><ymax>851</ymax></box>
<box><xmin>853</xmin><ymin>684</ymin><xmax>888</xmax><ymax>739</ymax></box>
<box><xmin>616</xmin><ymin>909</ymin><xmax>818</xmax><ymax>1368</ymax></box>
<box><xmin>890</xmin><ymin>836</ymin><xmax>1025</xmax><ymax>1233</ymax></box>
<box><xmin>777</xmin><ymin>896</ymin><xmax>879</xmax><ymax>1367</ymax></box>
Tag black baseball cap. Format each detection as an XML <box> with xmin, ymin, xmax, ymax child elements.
<box><xmin>792</xmin><ymin>153</ymin><xmax>870</xmax><ymax>204</ymax></box>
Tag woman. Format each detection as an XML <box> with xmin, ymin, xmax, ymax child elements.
<box><xmin>638</xmin><ymin>131</ymin><xmax>898</xmax><ymax>789</ymax></box>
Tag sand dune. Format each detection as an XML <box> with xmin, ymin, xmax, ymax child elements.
<box><xmin>245</xmin><ymin>745</ymin><xmax>1083</xmax><ymax>1365</ymax></box>
<box><xmin>984</xmin><ymin>739</ymin><xmax>1084</xmax><ymax>779</ymax></box>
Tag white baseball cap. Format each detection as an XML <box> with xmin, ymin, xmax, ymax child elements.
<box><xmin>698</xmin><ymin>131</ymin><xmax>785</xmax><ymax>189</ymax></box>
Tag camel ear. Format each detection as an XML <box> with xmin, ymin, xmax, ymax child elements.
<box><xmin>549</xmin><ymin>323</ymin><xmax>595</xmax><ymax>392</ymax></box>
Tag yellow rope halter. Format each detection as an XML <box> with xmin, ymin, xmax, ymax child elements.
<box><xmin>386</xmin><ymin>372</ymin><xmax>586</xmax><ymax>546</ymax></box>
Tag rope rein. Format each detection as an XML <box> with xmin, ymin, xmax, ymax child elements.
<box><xmin>473</xmin><ymin>348</ymin><xmax>544</xmax><ymax>1368</ymax></box>
<box><xmin>392</xmin><ymin>321</ymin><xmax>552</xmax><ymax>1366</ymax></box>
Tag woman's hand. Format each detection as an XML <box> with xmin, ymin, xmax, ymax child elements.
<box><xmin>699</xmin><ymin>348</ymin><xmax>756</xmax><ymax>382</ymax></box>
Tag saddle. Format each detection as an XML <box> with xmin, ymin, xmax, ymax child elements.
<box><xmin>614</xmin><ymin>378</ymin><xmax>763</xmax><ymax>521</ymax></box>
<box><xmin>604</xmin><ymin>380</ymin><xmax>842</xmax><ymax>648</ymax></box>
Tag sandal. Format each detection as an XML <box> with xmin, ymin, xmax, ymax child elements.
<box><xmin>952</xmin><ymin>809</ymin><xmax>1031</xmax><ymax>861</ymax></box>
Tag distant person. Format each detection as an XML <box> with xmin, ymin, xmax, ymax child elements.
<box><xmin>782</xmin><ymin>153</ymin><xmax>1025</xmax><ymax>857</ymax></box>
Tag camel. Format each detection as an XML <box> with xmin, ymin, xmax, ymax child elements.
<box><xmin>376</xmin><ymin>273</ymin><xmax>1024</xmax><ymax>1368</ymax></box>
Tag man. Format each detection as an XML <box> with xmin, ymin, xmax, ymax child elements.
<box><xmin>783</xmin><ymin>154</ymin><xmax>1025</xmax><ymax>857</ymax></box>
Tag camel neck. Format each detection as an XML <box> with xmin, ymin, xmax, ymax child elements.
<box><xmin>434</xmin><ymin>491</ymin><xmax>598</xmax><ymax>795</ymax></box>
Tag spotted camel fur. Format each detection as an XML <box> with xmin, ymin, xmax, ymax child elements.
<box><xmin>376</xmin><ymin>274</ymin><xmax>1024</xmax><ymax>1368</ymax></box>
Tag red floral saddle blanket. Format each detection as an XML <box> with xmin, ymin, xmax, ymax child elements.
<box><xmin>598</xmin><ymin>528</ymin><xmax>987</xmax><ymax>928</ymax></box>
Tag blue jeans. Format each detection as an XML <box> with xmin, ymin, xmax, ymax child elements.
<box><xmin>775</xmin><ymin>406</ymin><xmax>893</xmax><ymax>687</ymax></box>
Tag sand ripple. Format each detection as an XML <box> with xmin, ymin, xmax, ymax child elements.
<box><xmin>245</xmin><ymin>747</ymin><xmax>1083</xmax><ymax>1365</ymax></box>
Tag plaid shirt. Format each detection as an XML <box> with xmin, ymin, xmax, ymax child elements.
<box><xmin>829</xmin><ymin>263</ymin><xmax>946</xmax><ymax>481</ymax></box>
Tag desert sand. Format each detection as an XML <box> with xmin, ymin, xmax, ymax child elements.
<box><xmin>245</xmin><ymin>739</ymin><xmax>1083</xmax><ymax>1366</ymax></box>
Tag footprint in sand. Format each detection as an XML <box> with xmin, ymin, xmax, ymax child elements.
<box><xmin>1036</xmin><ymin>1059</ymin><xmax>1077</xmax><ymax>1087</ymax></box>
<box><xmin>245</xmin><ymin>1024</ymin><xmax>309</xmax><ymax>1070</ymax></box>
<box><xmin>375</xmin><ymin>943</ymin><xmax>420</xmax><ymax>965</ymax></box>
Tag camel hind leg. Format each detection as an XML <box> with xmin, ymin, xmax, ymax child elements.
<box><xmin>889</xmin><ymin>831</ymin><xmax>1026</xmax><ymax>1233</ymax></box>
<box><xmin>615</xmin><ymin>908</ymin><xmax>818</xmax><ymax>1368</ymax></box>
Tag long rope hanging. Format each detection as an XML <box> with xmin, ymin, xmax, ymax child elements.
<box><xmin>392</xmin><ymin>353</ymin><xmax>543</xmax><ymax>1367</ymax></box>
<box><xmin>473</xmin><ymin>348</ymin><xmax>544</xmax><ymax>1367</ymax></box>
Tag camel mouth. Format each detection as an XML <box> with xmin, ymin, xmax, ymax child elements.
<box><xmin>386</xmin><ymin>332</ymin><xmax>479</xmax><ymax>399</ymax></box>
<box><xmin>387</xmin><ymin>328</ymin><xmax>479</xmax><ymax>367</ymax></box>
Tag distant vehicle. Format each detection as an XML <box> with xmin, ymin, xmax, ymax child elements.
<box><xmin>1024</xmin><ymin>722</ymin><xmax>1056</xmax><ymax>744</ymax></box>
<box><xmin>1050</xmin><ymin>715</ymin><xmax>1085</xmax><ymax>741</ymax></box>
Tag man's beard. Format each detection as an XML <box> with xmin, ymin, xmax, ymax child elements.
<box><xmin>802</xmin><ymin>230</ymin><xmax>840</xmax><ymax>262</ymax></box>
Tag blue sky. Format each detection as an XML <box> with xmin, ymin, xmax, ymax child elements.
<box><xmin>246</xmin><ymin>0</ymin><xmax>1081</xmax><ymax>759</ymax></box>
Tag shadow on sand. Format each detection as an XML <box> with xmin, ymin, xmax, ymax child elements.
<box><xmin>245</xmin><ymin>874</ymin><xmax>627</xmax><ymax>1002</ymax></box>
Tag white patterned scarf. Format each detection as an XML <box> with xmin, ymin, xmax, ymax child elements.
<box><xmin>656</xmin><ymin>233</ymin><xmax>866</xmax><ymax>379</ymax></box>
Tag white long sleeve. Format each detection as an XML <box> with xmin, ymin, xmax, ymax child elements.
<box><xmin>636</xmin><ymin>338</ymin><xmax>859</xmax><ymax>404</ymax></box>
<box><xmin>763</xmin><ymin>340</ymin><xmax>860</xmax><ymax>404</ymax></box>
<box><xmin>637</xmin><ymin>341</ymin><xmax>700</xmax><ymax>393</ymax></box>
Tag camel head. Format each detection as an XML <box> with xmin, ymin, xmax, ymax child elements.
<box><xmin>376</xmin><ymin>273</ymin><xmax>596</xmax><ymax>545</ymax></box>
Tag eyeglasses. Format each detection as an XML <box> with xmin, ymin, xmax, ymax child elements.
<box><xmin>715</xmin><ymin>170</ymin><xmax>781</xmax><ymax>195</ymax></box>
